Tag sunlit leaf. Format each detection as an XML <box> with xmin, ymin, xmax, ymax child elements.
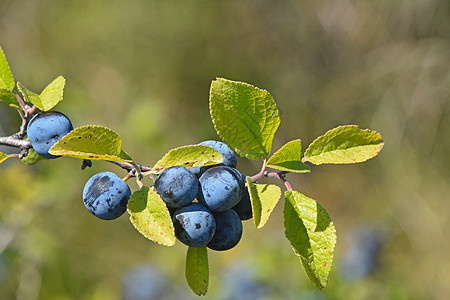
<box><xmin>209</xmin><ymin>78</ymin><xmax>280</xmax><ymax>160</ymax></box>
<box><xmin>152</xmin><ymin>145</ymin><xmax>223</xmax><ymax>173</ymax></box>
<box><xmin>0</xmin><ymin>88</ymin><xmax>20</xmax><ymax>109</ymax></box>
<box><xmin>17</xmin><ymin>82</ymin><xmax>41</xmax><ymax>108</ymax></box>
<box><xmin>0</xmin><ymin>46</ymin><xmax>15</xmax><ymax>91</ymax></box>
<box><xmin>127</xmin><ymin>186</ymin><xmax>175</xmax><ymax>247</ymax></box>
<box><xmin>49</xmin><ymin>125</ymin><xmax>132</xmax><ymax>162</ymax></box>
<box><xmin>17</xmin><ymin>77</ymin><xmax>66</xmax><ymax>111</ymax></box>
<box><xmin>267</xmin><ymin>139</ymin><xmax>310</xmax><ymax>173</ymax></box>
<box><xmin>284</xmin><ymin>191</ymin><xmax>336</xmax><ymax>289</ymax></box>
<box><xmin>247</xmin><ymin>178</ymin><xmax>281</xmax><ymax>228</ymax></box>
<box><xmin>39</xmin><ymin>76</ymin><xmax>66</xmax><ymax>111</ymax></box>
<box><xmin>0</xmin><ymin>152</ymin><xmax>10</xmax><ymax>165</ymax></box>
<box><xmin>304</xmin><ymin>125</ymin><xmax>384</xmax><ymax>165</ymax></box>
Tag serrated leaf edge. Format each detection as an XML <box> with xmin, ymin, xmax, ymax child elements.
<box><xmin>304</xmin><ymin>125</ymin><xmax>384</xmax><ymax>165</ymax></box>
<box><xmin>49</xmin><ymin>125</ymin><xmax>132</xmax><ymax>162</ymax></box>
<box><xmin>127</xmin><ymin>186</ymin><xmax>176</xmax><ymax>247</ymax></box>
<box><xmin>0</xmin><ymin>46</ymin><xmax>15</xmax><ymax>91</ymax></box>
<box><xmin>266</xmin><ymin>139</ymin><xmax>310</xmax><ymax>173</ymax></box>
<box><xmin>151</xmin><ymin>144</ymin><xmax>223</xmax><ymax>173</ymax></box>
<box><xmin>284</xmin><ymin>191</ymin><xmax>337</xmax><ymax>289</ymax></box>
<box><xmin>209</xmin><ymin>77</ymin><xmax>280</xmax><ymax>160</ymax></box>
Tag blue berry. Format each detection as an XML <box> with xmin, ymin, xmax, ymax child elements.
<box><xmin>154</xmin><ymin>166</ymin><xmax>199</xmax><ymax>208</ymax></box>
<box><xmin>199</xmin><ymin>140</ymin><xmax>237</xmax><ymax>168</ymax></box>
<box><xmin>232</xmin><ymin>185</ymin><xmax>253</xmax><ymax>220</ymax></box>
<box><xmin>208</xmin><ymin>209</ymin><xmax>243</xmax><ymax>251</ymax></box>
<box><xmin>83</xmin><ymin>171</ymin><xmax>131</xmax><ymax>220</ymax></box>
<box><xmin>198</xmin><ymin>166</ymin><xmax>245</xmax><ymax>212</ymax></box>
<box><xmin>172</xmin><ymin>203</ymin><xmax>216</xmax><ymax>247</ymax></box>
<box><xmin>27</xmin><ymin>111</ymin><xmax>73</xmax><ymax>159</ymax></box>
<box><xmin>191</xmin><ymin>140</ymin><xmax>238</xmax><ymax>177</ymax></box>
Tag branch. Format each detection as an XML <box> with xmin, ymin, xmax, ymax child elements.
<box><xmin>0</xmin><ymin>136</ymin><xmax>32</xmax><ymax>148</ymax></box>
<box><xmin>108</xmin><ymin>160</ymin><xmax>152</xmax><ymax>178</ymax></box>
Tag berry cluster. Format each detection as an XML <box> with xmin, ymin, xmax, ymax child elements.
<box><xmin>25</xmin><ymin>111</ymin><xmax>252</xmax><ymax>246</ymax></box>
<box><xmin>155</xmin><ymin>140</ymin><xmax>253</xmax><ymax>251</ymax></box>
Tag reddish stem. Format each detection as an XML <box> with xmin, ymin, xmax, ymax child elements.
<box><xmin>250</xmin><ymin>159</ymin><xmax>267</xmax><ymax>182</ymax></box>
<box><xmin>250</xmin><ymin>159</ymin><xmax>294</xmax><ymax>191</ymax></box>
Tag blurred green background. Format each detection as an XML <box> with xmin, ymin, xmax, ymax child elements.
<box><xmin>0</xmin><ymin>0</ymin><xmax>449</xmax><ymax>299</ymax></box>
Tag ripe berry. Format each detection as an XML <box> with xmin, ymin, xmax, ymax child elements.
<box><xmin>191</xmin><ymin>140</ymin><xmax>237</xmax><ymax>177</ymax></box>
<box><xmin>83</xmin><ymin>171</ymin><xmax>131</xmax><ymax>220</ymax></box>
<box><xmin>232</xmin><ymin>184</ymin><xmax>253</xmax><ymax>220</ymax></box>
<box><xmin>27</xmin><ymin>111</ymin><xmax>73</xmax><ymax>159</ymax></box>
<box><xmin>198</xmin><ymin>166</ymin><xmax>245</xmax><ymax>211</ymax></box>
<box><xmin>199</xmin><ymin>140</ymin><xmax>237</xmax><ymax>168</ymax></box>
<box><xmin>208</xmin><ymin>209</ymin><xmax>243</xmax><ymax>251</ymax></box>
<box><xmin>172</xmin><ymin>203</ymin><xmax>216</xmax><ymax>247</ymax></box>
<box><xmin>154</xmin><ymin>166</ymin><xmax>199</xmax><ymax>208</ymax></box>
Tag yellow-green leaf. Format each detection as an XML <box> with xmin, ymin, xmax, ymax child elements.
<box><xmin>49</xmin><ymin>125</ymin><xmax>132</xmax><ymax>162</ymax></box>
<box><xmin>0</xmin><ymin>152</ymin><xmax>10</xmax><ymax>165</ymax></box>
<box><xmin>17</xmin><ymin>76</ymin><xmax>66</xmax><ymax>111</ymax></box>
<box><xmin>304</xmin><ymin>125</ymin><xmax>384</xmax><ymax>165</ymax></box>
<box><xmin>151</xmin><ymin>145</ymin><xmax>223</xmax><ymax>174</ymax></box>
<box><xmin>17</xmin><ymin>82</ymin><xmax>41</xmax><ymax>107</ymax></box>
<box><xmin>209</xmin><ymin>78</ymin><xmax>280</xmax><ymax>160</ymax></box>
<box><xmin>21</xmin><ymin>148</ymin><xmax>45</xmax><ymax>165</ymax></box>
<box><xmin>0</xmin><ymin>46</ymin><xmax>15</xmax><ymax>91</ymax></box>
<box><xmin>247</xmin><ymin>177</ymin><xmax>281</xmax><ymax>229</ymax></box>
<box><xmin>284</xmin><ymin>191</ymin><xmax>336</xmax><ymax>289</ymax></box>
<box><xmin>267</xmin><ymin>139</ymin><xmax>310</xmax><ymax>173</ymax></box>
<box><xmin>39</xmin><ymin>76</ymin><xmax>66</xmax><ymax>111</ymax></box>
<box><xmin>127</xmin><ymin>186</ymin><xmax>176</xmax><ymax>247</ymax></box>
<box><xmin>0</xmin><ymin>88</ymin><xmax>20</xmax><ymax>109</ymax></box>
<box><xmin>186</xmin><ymin>246</ymin><xmax>209</xmax><ymax>296</ymax></box>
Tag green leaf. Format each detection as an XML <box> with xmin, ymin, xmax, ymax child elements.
<box><xmin>21</xmin><ymin>148</ymin><xmax>45</xmax><ymax>165</ymax></box>
<box><xmin>0</xmin><ymin>46</ymin><xmax>15</xmax><ymax>91</ymax></box>
<box><xmin>267</xmin><ymin>139</ymin><xmax>310</xmax><ymax>173</ymax></box>
<box><xmin>186</xmin><ymin>246</ymin><xmax>209</xmax><ymax>296</ymax></box>
<box><xmin>17</xmin><ymin>82</ymin><xmax>41</xmax><ymax>107</ymax></box>
<box><xmin>39</xmin><ymin>76</ymin><xmax>66</xmax><ymax>111</ymax></box>
<box><xmin>304</xmin><ymin>125</ymin><xmax>384</xmax><ymax>165</ymax></box>
<box><xmin>0</xmin><ymin>152</ymin><xmax>10</xmax><ymax>165</ymax></box>
<box><xmin>17</xmin><ymin>76</ymin><xmax>66</xmax><ymax>111</ymax></box>
<box><xmin>0</xmin><ymin>89</ymin><xmax>20</xmax><ymax>109</ymax></box>
<box><xmin>151</xmin><ymin>145</ymin><xmax>223</xmax><ymax>174</ymax></box>
<box><xmin>209</xmin><ymin>78</ymin><xmax>280</xmax><ymax>160</ymax></box>
<box><xmin>247</xmin><ymin>177</ymin><xmax>281</xmax><ymax>229</ymax></box>
<box><xmin>284</xmin><ymin>191</ymin><xmax>336</xmax><ymax>289</ymax></box>
<box><xmin>49</xmin><ymin>125</ymin><xmax>132</xmax><ymax>162</ymax></box>
<box><xmin>127</xmin><ymin>186</ymin><xmax>176</xmax><ymax>247</ymax></box>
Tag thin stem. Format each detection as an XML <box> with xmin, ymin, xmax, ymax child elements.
<box><xmin>130</xmin><ymin>161</ymin><xmax>143</xmax><ymax>180</ymax></box>
<box><xmin>109</xmin><ymin>160</ymin><xmax>152</xmax><ymax>178</ymax></box>
<box><xmin>122</xmin><ymin>173</ymin><xmax>133</xmax><ymax>182</ymax></box>
<box><xmin>250</xmin><ymin>159</ymin><xmax>267</xmax><ymax>182</ymax></box>
<box><xmin>250</xmin><ymin>158</ymin><xmax>295</xmax><ymax>191</ymax></box>
<box><xmin>15</xmin><ymin>93</ymin><xmax>27</xmax><ymax>114</ymax></box>
<box><xmin>279</xmin><ymin>173</ymin><xmax>294</xmax><ymax>191</ymax></box>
